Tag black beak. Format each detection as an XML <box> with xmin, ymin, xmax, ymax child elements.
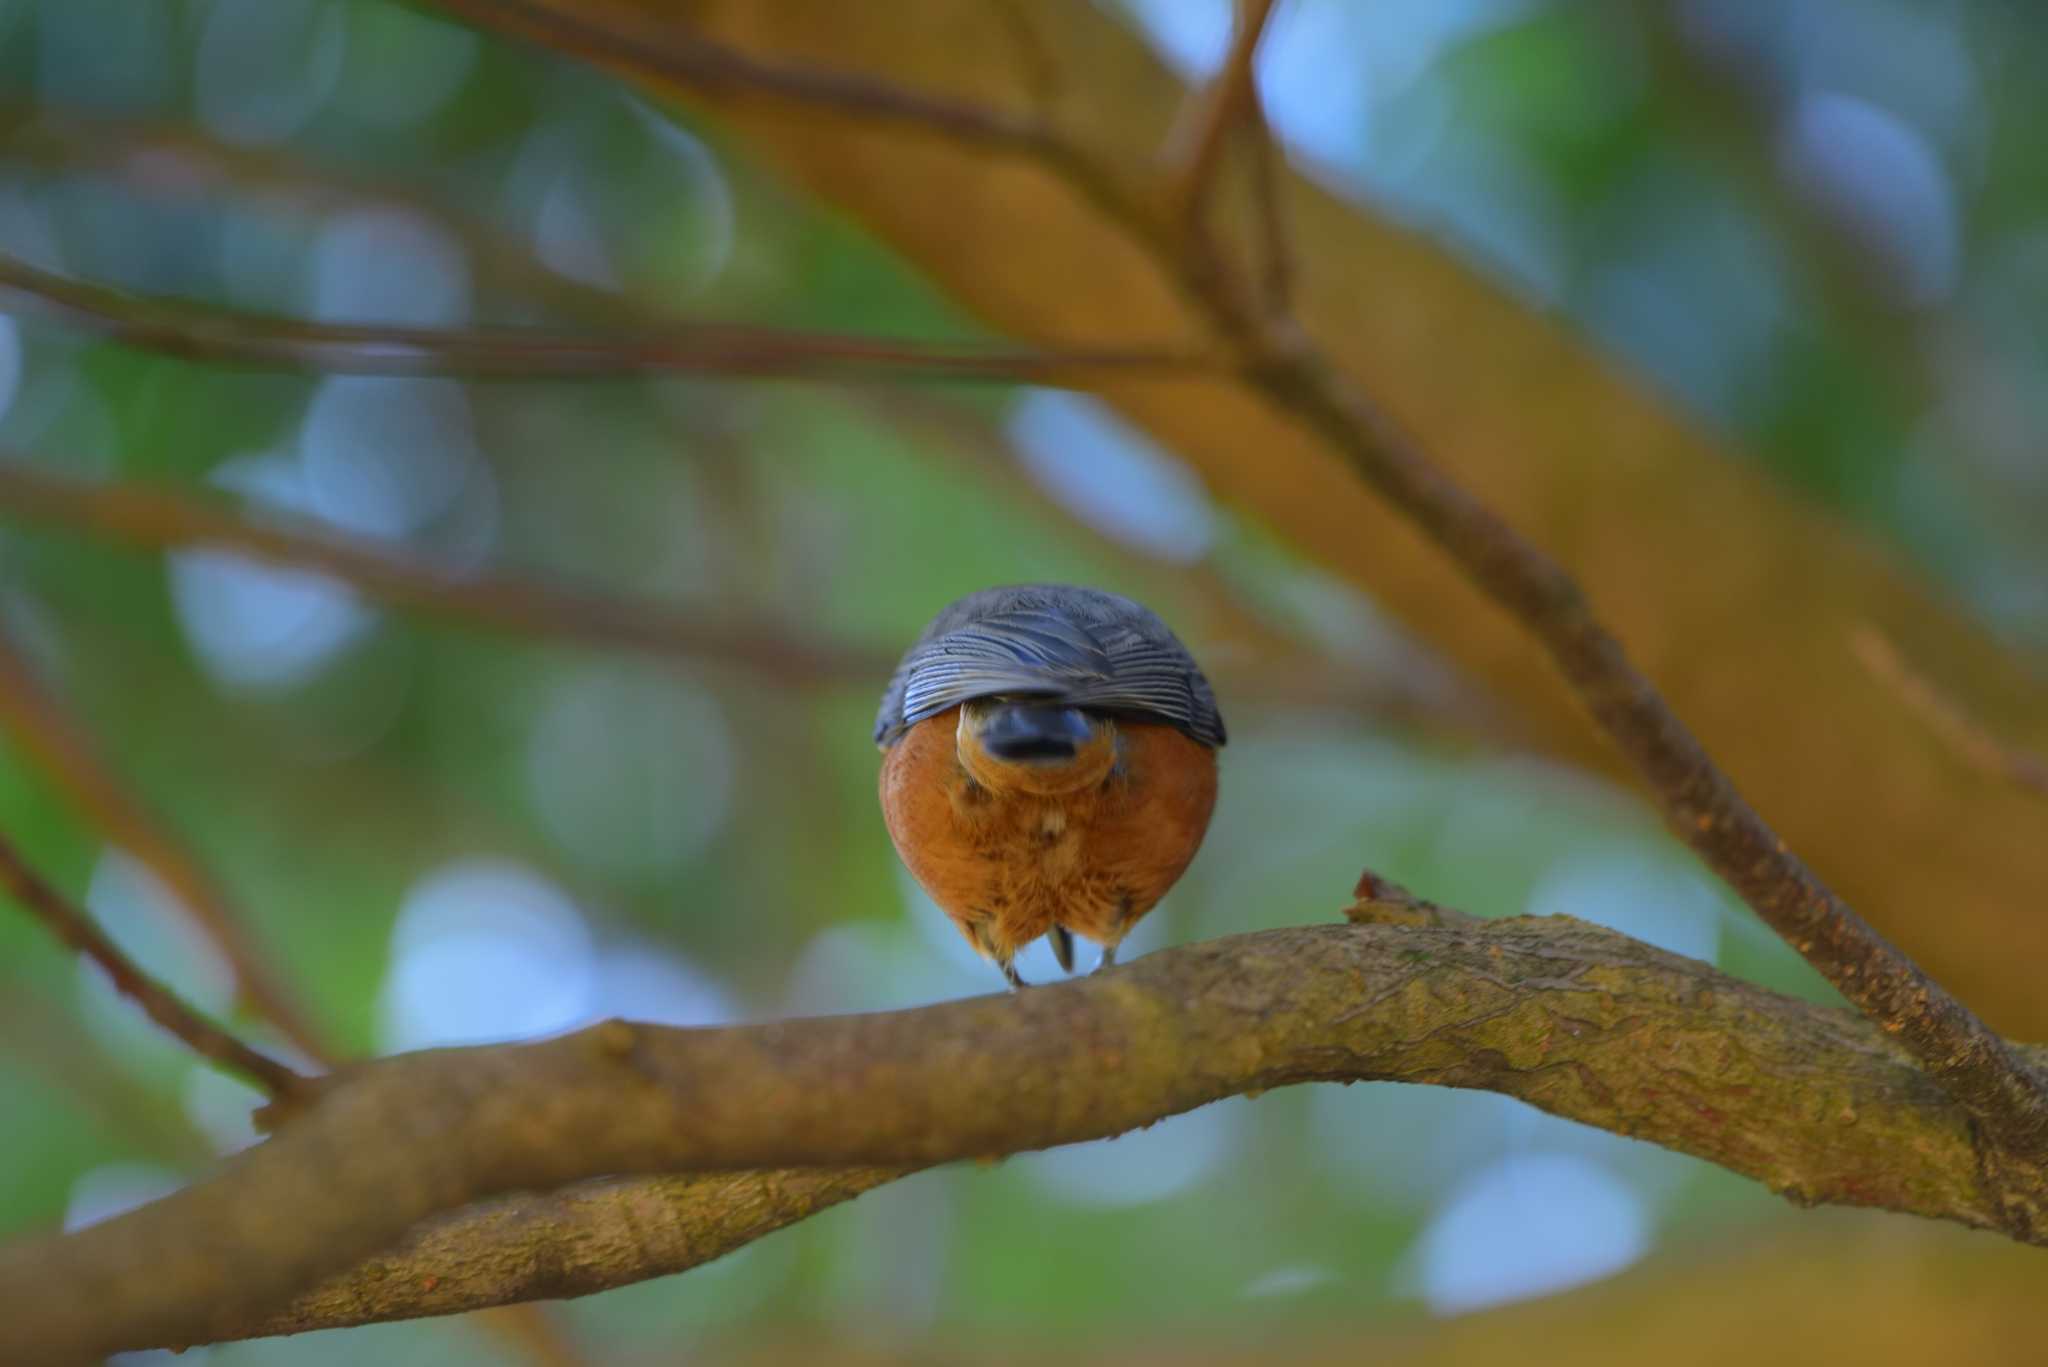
<box><xmin>979</xmin><ymin>704</ymin><xmax>1094</xmax><ymax>762</ymax></box>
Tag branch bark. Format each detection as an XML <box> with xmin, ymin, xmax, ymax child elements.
<box><xmin>3</xmin><ymin>904</ymin><xmax>2042</xmax><ymax>1360</ymax></box>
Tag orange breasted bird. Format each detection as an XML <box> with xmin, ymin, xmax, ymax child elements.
<box><xmin>875</xmin><ymin>585</ymin><xmax>1224</xmax><ymax>988</ymax></box>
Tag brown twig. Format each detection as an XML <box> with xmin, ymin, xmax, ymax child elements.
<box><xmin>0</xmin><ymin>626</ymin><xmax>332</xmax><ymax>1066</ymax></box>
<box><xmin>4</xmin><ymin>910</ymin><xmax>2044</xmax><ymax>1358</ymax></box>
<box><xmin>0</xmin><ymin>253</ymin><xmax>1214</xmax><ymax>386</ymax></box>
<box><xmin>0</xmin><ymin>459</ymin><xmax>893</xmax><ymax>685</ymax></box>
<box><xmin>1852</xmin><ymin>628</ymin><xmax>2048</xmax><ymax>803</ymax></box>
<box><xmin>0</xmin><ymin>821</ymin><xmax>306</xmax><ymax>1097</ymax></box>
<box><xmin>1160</xmin><ymin>0</ymin><xmax>1281</xmax><ymax>227</ymax></box>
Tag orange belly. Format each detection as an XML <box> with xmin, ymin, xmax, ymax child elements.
<box><xmin>878</xmin><ymin>706</ymin><xmax>1218</xmax><ymax>964</ymax></box>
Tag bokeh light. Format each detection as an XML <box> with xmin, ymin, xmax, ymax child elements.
<box><xmin>378</xmin><ymin>857</ymin><xmax>596</xmax><ymax>1051</ymax></box>
<box><xmin>1404</xmin><ymin>1151</ymin><xmax>1650</xmax><ymax>1313</ymax></box>
<box><xmin>169</xmin><ymin>454</ymin><xmax>376</xmax><ymax>690</ymax></box>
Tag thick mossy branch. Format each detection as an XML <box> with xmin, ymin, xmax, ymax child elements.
<box><xmin>3</xmin><ymin>911</ymin><xmax>2041</xmax><ymax>1360</ymax></box>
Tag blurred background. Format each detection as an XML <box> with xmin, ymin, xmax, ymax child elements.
<box><xmin>1</xmin><ymin>0</ymin><xmax>2045</xmax><ymax>1363</ymax></box>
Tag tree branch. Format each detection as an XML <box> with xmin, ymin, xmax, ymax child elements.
<box><xmin>0</xmin><ymin>458</ymin><xmax>892</xmax><ymax>686</ymax></box>
<box><xmin>3</xmin><ymin>900</ymin><xmax>2042</xmax><ymax>1359</ymax></box>
<box><xmin>0</xmin><ymin>822</ymin><xmax>306</xmax><ymax>1098</ymax></box>
<box><xmin>0</xmin><ymin>253</ymin><xmax>1213</xmax><ymax>386</ymax></box>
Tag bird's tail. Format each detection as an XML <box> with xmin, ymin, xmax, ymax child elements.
<box><xmin>1048</xmin><ymin>925</ymin><xmax>1075</xmax><ymax>973</ymax></box>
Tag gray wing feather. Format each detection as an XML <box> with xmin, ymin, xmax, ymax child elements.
<box><xmin>875</xmin><ymin>585</ymin><xmax>1225</xmax><ymax>749</ymax></box>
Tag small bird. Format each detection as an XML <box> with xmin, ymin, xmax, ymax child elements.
<box><xmin>875</xmin><ymin>584</ymin><xmax>1224</xmax><ymax>988</ymax></box>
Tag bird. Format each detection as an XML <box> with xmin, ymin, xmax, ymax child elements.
<box><xmin>874</xmin><ymin>584</ymin><xmax>1224</xmax><ymax>988</ymax></box>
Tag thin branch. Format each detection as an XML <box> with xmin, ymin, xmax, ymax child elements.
<box><xmin>0</xmin><ymin>625</ymin><xmax>333</xmax><ymax>1066</ymax></box>
<box><xmin>418</xmin><ymin>0</ymin><xmax>2048</xmax><ymax>1179</ymax></box>
<box><xmin>0</xmin><ymin>459</ymin><xmax>893</xmax><ymax>686</ymax></box>
<box><xmin>1160</xmin><ymin>0</ymin><xmax>1281</xmax><ymax>226</ymax></box>
<box><xmin>1852</xmin><ymin>627</ymin><xmax>2048</xmax><ymax>804</ymax></box>
<box><xmin>0</xmin><ymin>821</ymin><xmax>306</xmax><ymax>1098</ymax></box>
<box><xmin>0</xmin><ymin>254</ymin><xmax>1214</xmax><ymax>386</ymax></box>
<box><xmin>2</xmin><ymin>904</ymin><xmax>2039</xmax><ymax>1358</ymax></box>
